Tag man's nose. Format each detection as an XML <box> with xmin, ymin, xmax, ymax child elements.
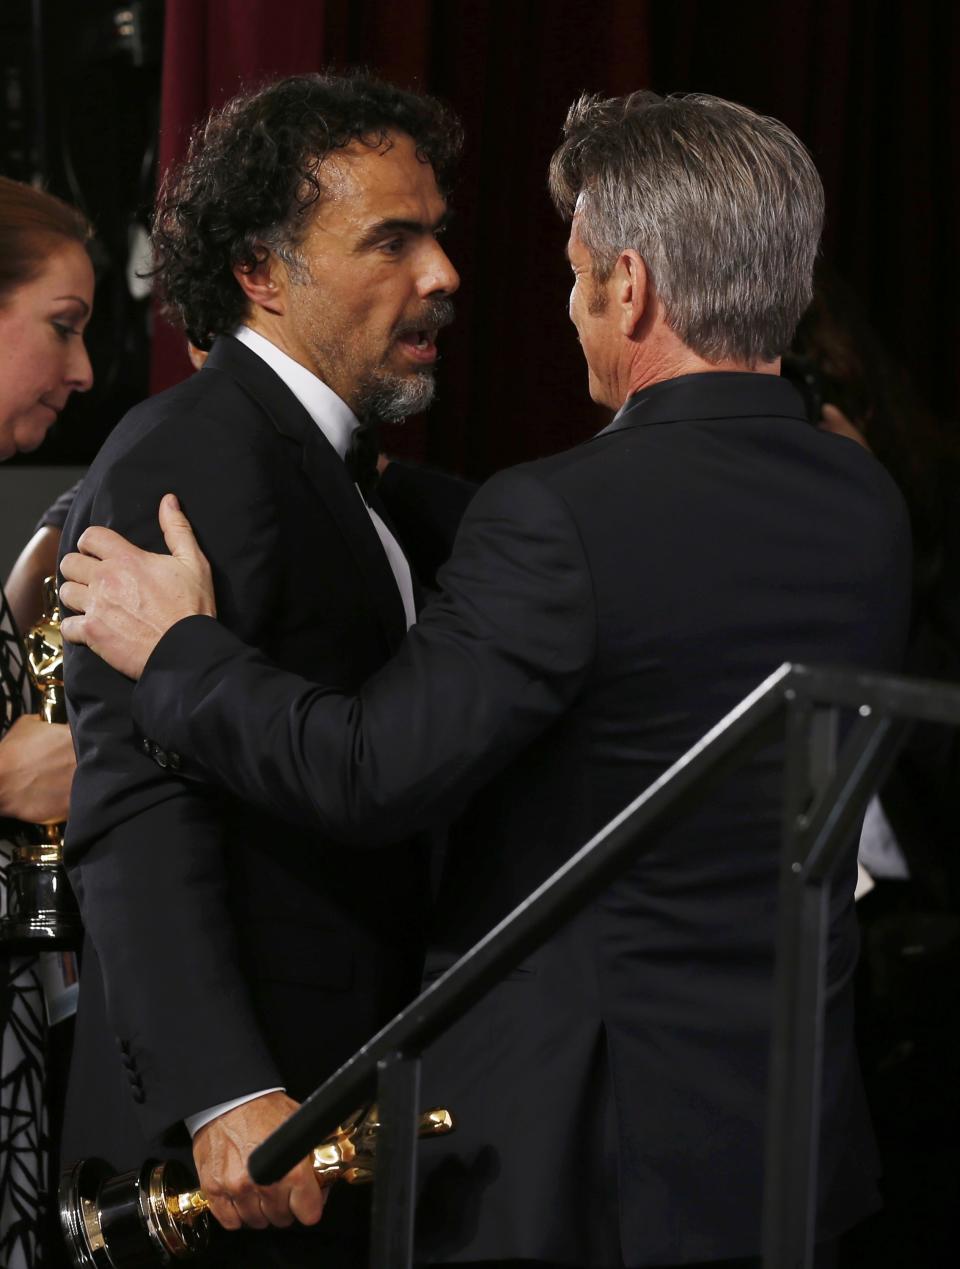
<box><xmin>419</xmin><ymin>241</ymin><xmax>460</xmax><ymax>297</ymax></box>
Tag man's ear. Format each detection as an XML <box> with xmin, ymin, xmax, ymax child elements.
<box><xmin>232</xmin><ymin>248</ymin><xmax>285</xmax><ymax>317</ymax></box>
<box><xmin>614</xmin><ymin>250</ymin><xmax>649</xmax><ymax>338</ymax></box>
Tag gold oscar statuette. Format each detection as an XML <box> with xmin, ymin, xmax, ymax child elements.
<box><xmin>0</xmin><ymin>576</ymin><xmax>81</xmax><ymax>948</ymax></box>
<box><xmin>60</xmin><ymin>1103</ymin><xmax>455</xmax><ymax>1266</ymax></box>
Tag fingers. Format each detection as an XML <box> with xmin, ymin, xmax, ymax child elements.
<box><xmin>225</xmin><ymin>1184</ymin><xmax>270</xmax><ymax>1231</ymax></box>
<box><xmin>59</xmin><ymin>581</ymin><xmax>89</xmax><ymax>618</ymax></box>
<box><xmin>59</xmin><ymin>550</ymin><xmax>98</xmax><ymax>587</ymax></box>
<box><xmin>288</xmin><ymin>1169</ymin><xmax>327</xmax><ymax>1227</ymax></box>
<box><xmin>158</xmin><ymin>493</ymin><xmax>205</xmax><ymax>567</ymax></box>
<box><xmin>205</xmin><ymin>1192</ymin><xmax>243</xmax><ymax>1233</ymax></box>
<box><xmin>60</xmin><ymin>612</ymin><xmax>95</xmax><ymax>651</ymax></box>
<box><xmin>75</xmin><ymin>524</ymin><xmax>139</xmax><ymax>562</ymax></box>
<box><xmin>60</xmin><ymin>612</ymin><xmax>94</xmax><ymax>647</ymax></box>
<box><xmin>253</xmin><ymin>1159</ymin><xmax>326</xmax><ymax>1228</ymax></box>
<box><xmin>256</xmin><ymin>1176</ymin><xmax>300</xmax><ymax>1229</ymax></box>
<box><xmin>204</xmin><ymin>1168</ymin><xmax>322</xmax><ymax>1231</ymax></box>
<box><xmin>203</xmin><ymin>1168</ymin><xmax>268</xmax><ymax>1231</ymax></box>
<box><xmin>59</xmin><ymin>547</ymin><xmax>117</xmax><ymax>617</ymax></box>
<box><xmin>66</xmin><ymin>499</ymin><xmax>200</xmax><ymax>578</ymax></box>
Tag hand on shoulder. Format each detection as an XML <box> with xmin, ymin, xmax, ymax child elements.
<box><xmin>60</xmin><ymin>493</ymin><xmax>217</xmax><ymax>680</ymax></box>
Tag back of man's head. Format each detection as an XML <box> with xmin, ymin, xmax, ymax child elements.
<box><xmin>152</xmin><ymin>72</ymin><xmax>463</xmax><ymax>349</ymax></box>
<box><xmin>549</xmin><ymin>92</ymin><xmax>824</xmax><ymax>366</ymax></box>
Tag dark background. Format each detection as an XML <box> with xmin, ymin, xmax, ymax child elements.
<box><xmin>1</xmin><ymin>0</ymin><xmax>957</xmax><ymax>476</ymax></box>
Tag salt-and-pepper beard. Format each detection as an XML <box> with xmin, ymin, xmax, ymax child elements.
<box><xmin>355</xmin><ymin>296</ymin><xmax>455</xmax><ymax>424</ymax></box>
<box><xmin>355</xmin><ymin>362</ymin><xmax>436</xmax><ymax>424</ymax></box>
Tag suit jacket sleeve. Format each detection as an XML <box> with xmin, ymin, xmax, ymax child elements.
<box><xmin>63</xmin><ymin>408</ymin><xmax>287</xmax><ymax>1140</ymax></box>
<box><xmin>132</xmin><ymin>467</ymin><xmax>596</xmax><ymax>843</ymax></box>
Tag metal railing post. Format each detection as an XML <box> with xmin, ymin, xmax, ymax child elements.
<box><xmin>764</xmin><ymin>693</ymin><xmax>904</xmax><ymax>1269</ymax></box>
<box><xmin>368</xmin><ymin>1051</ymin><xmax>422</xmax><ymax>1269</ymax></box>
<box><xmin>763</xmin><ymin>693</ymin><xmax>836</xmax><ymax>1269</ymax></box>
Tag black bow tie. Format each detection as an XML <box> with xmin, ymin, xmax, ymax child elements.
<box><xmin>345</xmin><ymin>426</ymin><xmax>379</xmax><ymax>499</ymax></box>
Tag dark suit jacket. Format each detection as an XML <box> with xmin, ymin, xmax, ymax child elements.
<box><xmin>129</xmin><ymin>372</ymin><xmax>913</xmax><ymax>1266</ymax></box>
<box><xmin>60</xmin><ymin>336</ymin><xmax>429</xmax><ymax>1265</ymax></box>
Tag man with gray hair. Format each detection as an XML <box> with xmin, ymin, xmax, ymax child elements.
<box><xmin>62</xmin><ymin>91</ymin><xmax>911</xmax><ymax>1267</ymax></box>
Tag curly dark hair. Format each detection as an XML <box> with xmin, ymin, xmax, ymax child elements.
<box><xmin>151</xmin><ymin>71</ymin><xmax>463</xmax><ymax>348</ymax></box>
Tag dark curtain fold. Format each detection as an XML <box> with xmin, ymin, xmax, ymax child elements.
<box><xmin>647</xmin><ymin>0</ymin><xmax>959</xmax><ymax>427</ymax></box>
<box><xmin>150</xmin><ymin>0</ymin><xmax>957</xmax><ymax>471</ymax></box>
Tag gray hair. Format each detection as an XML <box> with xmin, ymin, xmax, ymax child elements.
<box><xmin>548</xmin><ymin>91</ymin><xmax>824</xmax><ymax>365</ymax></box>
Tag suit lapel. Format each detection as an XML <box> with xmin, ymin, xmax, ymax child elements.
<box><xmin>299</xmin><ymin>440</ymin><xmax>408</xmax><ymax>649</ymax></box>
<box><xmin>205</xmin><ymin>337</ymin><xmax>408</xmax><ymax>653</ymax></box>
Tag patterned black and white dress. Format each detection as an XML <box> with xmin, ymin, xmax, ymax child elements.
<box><xmin>0</xmin><ymin>582</ymin><xmax>47</xmax><ymax>1269</ymax></box>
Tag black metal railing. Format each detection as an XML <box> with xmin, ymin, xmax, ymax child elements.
<box><xmin>249</xmin><ymin>662</ymin><xmax>960</xmax><ymax>1269</ymax></box>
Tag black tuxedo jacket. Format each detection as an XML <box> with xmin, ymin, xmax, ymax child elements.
<box><xmin>130</xmin><ymin>372</ymin><xmax>912</xmax><ymax>1266</ymax></box>
<box><xmin>60</xmin><ymin>336</ymin><xmax>429</xmax><ymax>1264</ymax></box>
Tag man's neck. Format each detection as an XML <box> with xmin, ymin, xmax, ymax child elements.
<box><xmin>243</xmin><ymin>314</ymin><xmax>317</xmax><ymax>378</ymax></box>
<box><xmin>234</xmin><ymin>325</ymin><xmax>359</xmax><ymax>458</ymax></box>
<box><xmin>620</xmin><ymin>346</ymin><xmax>781</xmax><ymax>407</ymax></box>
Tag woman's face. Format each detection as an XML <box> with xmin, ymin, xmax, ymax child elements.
<box><xmin>0</xmin><ymin>241</ymin><xmax>94</xmax><ymax>460</ymax></box>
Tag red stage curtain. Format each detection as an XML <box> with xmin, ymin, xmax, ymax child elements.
<box><xmin>149</xmin><ymin>0</ymin><xmax>653</xmax><ymax>467</ymax></box>
<box><xmin>151</xmin><ymin>1</ymin><xmax>956</xmax><ymax>471</ymax></box>
<box><xmin>150</xmin><ymin>0</ymin><xmax>330</xmax><ymax>391</ymax></box>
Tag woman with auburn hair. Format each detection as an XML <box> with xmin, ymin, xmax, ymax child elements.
<box><xmin>0</xmin><ymin>175</ymin><xmax>93</xmax><ymax>1268</ymax></box>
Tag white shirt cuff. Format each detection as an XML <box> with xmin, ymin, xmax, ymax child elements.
<box><xmin>185</xmin><ymin>1087</ymin><xmax>285</xmax><ymax>1138</ymax></box>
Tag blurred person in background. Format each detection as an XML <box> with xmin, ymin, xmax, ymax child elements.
<box><xmin>787</xmin><ymin>269</ymin><xmax>960</xmax><ymax>1268</ymax></box>
<box><xmin>0</xmin><ymin>174</ymin><xmax>93</xmax><ymax>1268</ymax></box>
<box><xmin>787</xmin><ymin>269</ymin><xmax>960</xmax><ymax>907</ymax></box>
<box><xmin>5</xmin><ymin>335</ymin><xmax>207</xmax><ymax>635</ymax></box>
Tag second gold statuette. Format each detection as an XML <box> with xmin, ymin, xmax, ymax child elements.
<box><xmin>0</xmin><ymin>575</ymin><xmax>82</xmax><ymax>949</ymax></box>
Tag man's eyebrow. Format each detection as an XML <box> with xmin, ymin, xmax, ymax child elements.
<box><xmin>354</xmin><ymin>211</ymin><xmax>451</xmax><ymax>250</ymax></box>
<box><xmin>53</xmin><ymin>295</ymin><xmax>91</xmax><ymax>315</ymax></box>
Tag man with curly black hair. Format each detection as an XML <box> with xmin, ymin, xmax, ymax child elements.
<box><xmin>151</xmin><ymin>72</ymin><xmax>461</xmax><ymax>421</ymax></box>
<box><xmin>58</xmin><ymin>72</ymin><xmax>461</xmax><ymax>1267</ymax></box>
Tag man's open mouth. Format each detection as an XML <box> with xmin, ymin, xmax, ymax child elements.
<box><xmin>396</xmin><ymin>328</ymin><xmax>439</xmax><ymax>360</ymax></box>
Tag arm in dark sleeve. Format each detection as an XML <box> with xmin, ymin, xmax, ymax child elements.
<box><xmin>377</xmin><ymin>460</ymin><xmax>478</xmax><ymax>588</ymax></box>
<box><xmin>5</xmin><ymin>481</ymin><xmax>85</xmax><ymax>632</ymax></box>
<box><xmin>64</xmin><ymin>420</ymin><xmax>285</xmax><ymax>1139</ymax></box>
<box><xmin>132</xmin><ymin>467</ymin><xmax>596</xmax><ymax>843</ymax></box>
<box><xmin>36</xmin><ymin>479</ymin><xmax>84</xmax><ymax>533</ymax></box>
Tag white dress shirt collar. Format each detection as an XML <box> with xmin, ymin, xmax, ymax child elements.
<box><xmin>231</xmin><ymin>325</ymin><xmax>418</xmax><ymax>632</ymax></box>
<box><xmin>233</xmin><ymin>325</ymin><xmax>358</xmax><ymax>461</ymax></box>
